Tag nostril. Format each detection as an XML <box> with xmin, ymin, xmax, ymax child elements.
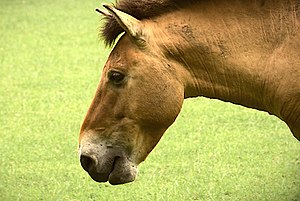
<box><xmin>80</xmin><ymin>155</ymin><xmax>95</xmax><ymax>172</ymax></box>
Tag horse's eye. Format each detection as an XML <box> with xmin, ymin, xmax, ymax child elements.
<box><xmin>108</xmin><ymin>71</ymin><xmax>125</xmax><ymax>85</ymax></box>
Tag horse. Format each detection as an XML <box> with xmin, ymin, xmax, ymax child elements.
<box><xmin>78</xmin><ymin>0</ymin><xmax>300</xmax><ymax>185</ymax></box>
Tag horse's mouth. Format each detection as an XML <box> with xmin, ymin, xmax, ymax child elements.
<box><xmin>80</xmin><ymin>153</ymin><xmax>138</xmax><ymax>185</ymax></box>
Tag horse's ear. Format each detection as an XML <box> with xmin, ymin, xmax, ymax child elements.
<box><xmin>101</xmin><ymin>4</ymin><xmax>146</xmax><ymax>45</ymax></box>
<box><xmin>95</xmin><ymin>8</ymin><xmax>112</xmax><ymax>18</ymax></box>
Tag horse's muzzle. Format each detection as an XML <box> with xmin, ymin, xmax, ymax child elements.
<box><xmin>79</xmin><ymin>141</ymin><xmax>137</xmax><ymax>185</ymax></box>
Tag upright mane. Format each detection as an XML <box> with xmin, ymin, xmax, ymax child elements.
<box><xmin>101</xmin><ymin>0</ymin><xmax>199</xmax><ymax>46</ymax></box>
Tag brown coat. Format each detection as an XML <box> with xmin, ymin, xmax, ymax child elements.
<box><xmin>79</xmin><ymin>0</ymin><xmax>300</xmax><ymax>185</ymax></box>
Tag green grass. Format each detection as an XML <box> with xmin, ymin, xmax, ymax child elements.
<box><xmin>0</xmin><ymin>0</ymin><xmax>299</xmax><ymax>200</ymax></box>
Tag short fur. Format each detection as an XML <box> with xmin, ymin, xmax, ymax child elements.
<box><xmin>80</xmin><ymin>0</ymin><xmax>300</xmax><ymax>185</ymax></box>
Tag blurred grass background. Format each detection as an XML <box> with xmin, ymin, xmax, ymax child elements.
<box><xmin>0</xmin><ymin>0</ymin><xmax>299</xmax><ymax>200</ymax></box>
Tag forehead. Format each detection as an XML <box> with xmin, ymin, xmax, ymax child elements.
<box><xmin>110</xmin><ymin>35</ymin><xmax>143</xmax><ymax>61</ymax></box>
<box><xmin>105</xmin><ymin>35</ymin><xmax>142</xmax><ymax>70</ymax></box>
<box><xmin>104</xmin><ymin>34</ymin><xmax>160</xmax><ymax>75</ymax></box>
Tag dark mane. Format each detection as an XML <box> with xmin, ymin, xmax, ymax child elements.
<box><xmin>101</xmin><ymin>0</ymin><xmax>199</xmax><ymax>46</ymax></box>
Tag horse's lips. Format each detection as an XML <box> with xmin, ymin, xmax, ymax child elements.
<box><xmin>88</xmin><ymin>156</ymin><xmax>137</xmax><ymax>185</ymax></box>
<box><xmin>109</xmin><ymin>156</ymin><xmax>137</xmax><ymax>185</ymax></box>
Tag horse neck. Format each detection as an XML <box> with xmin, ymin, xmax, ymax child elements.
<box><xmin>152</xmin><ymin>0</ymin><xmax>299</xmax><ymax>115</ymax></box>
